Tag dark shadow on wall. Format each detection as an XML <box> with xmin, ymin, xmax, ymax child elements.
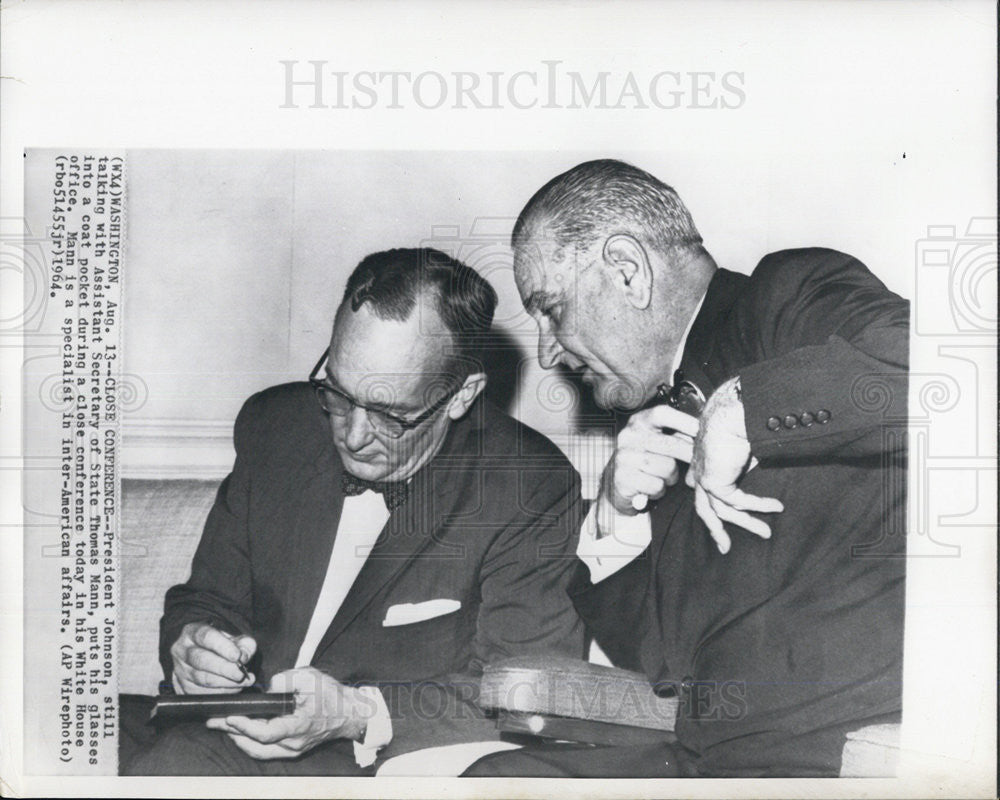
<box><xmin>480</xmin><ymin>329</ymin><xmax>625</xmax><ymax>433</ymax></box>
<box><xmin>480</xmin><ymin>330</ymin><xmax>524</xmax><ymax>414</ymax></box>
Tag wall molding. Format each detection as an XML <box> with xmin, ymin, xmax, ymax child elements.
<box><xmin>122</xmin><ymin>418</ymin><xmax>612</xmax><ymax>498</ymax></box>
<box><xmin>122</xmin><ymin>418</ymin><xmax>236</xmax><ymax>481</ymax></box>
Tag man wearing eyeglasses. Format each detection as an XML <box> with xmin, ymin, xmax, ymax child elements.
<box><xmin>126</xmin><ymin>248</ymin><xmax>584</xmax><ymax>775</ymax></box>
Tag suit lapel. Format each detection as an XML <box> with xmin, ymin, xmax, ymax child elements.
<box><xmin>663</xmin><ymin>268</ymin><xmax>759</xmax><ymax>664</ymax></box>
<box><xmin>278</xmin><ymin>439</ymin><xmax>344</xmax><ymax>668</ymax></box>
<box><xmin>678</xmin><ymin>268</ymin><xmax>748</xmax><ymax>398</ymax></box>
<box><xmin>309</xmin><ymin>406</ymin><xmax>480</xmax><ymax>663</ymax></box>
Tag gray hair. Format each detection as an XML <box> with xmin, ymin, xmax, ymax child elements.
<box><xmin>512</xmin><ymin>159</ymin><xmax>703</xmax><ymax>259</ymax></box>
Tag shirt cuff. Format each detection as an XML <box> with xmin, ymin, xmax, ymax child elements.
<box><xmin>353</xmin><ymin>685</ymin><xmax>393</xmax><ymax>768</ymax></box>
<box><xmin>577</xmin><ymin>499</ymin><xmax>652</xmax><ymax>583</ymax></box>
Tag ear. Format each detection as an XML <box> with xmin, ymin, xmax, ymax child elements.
<box><xmin>602</xmin><ymin>234</ymin><xmax>653</xmax><ymax>309</ymax></box>
<box><xmin>446</xmin><ymin>372</ymin><xmax>487</xmax><ymax>420</ymax></box>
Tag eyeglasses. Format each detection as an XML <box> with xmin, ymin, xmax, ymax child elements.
<box><xmin>308</xmin><ymin>348</ymin><xmax>459</xmax><ymax>439</ymax></box>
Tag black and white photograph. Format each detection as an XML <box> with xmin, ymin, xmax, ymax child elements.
<box><xmin>2</xmin><ymin>2</ymin><xmax>996</xmax><ymax>797</ymax></box>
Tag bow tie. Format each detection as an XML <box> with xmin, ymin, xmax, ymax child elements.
<box><xmin>340</xmin><ymin>471</ymin><xmax>409</xmax><ymax>510</ymax></box>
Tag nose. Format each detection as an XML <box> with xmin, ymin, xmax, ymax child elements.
<box><xmin>537</xmin><ymin>322</ymin><xmax>564</xmax><ymax>370</ymax></box>
<box><xmin>343</xmin><ymin>404</ymin><xmax>376</xmax><ymax>451</ymax></box>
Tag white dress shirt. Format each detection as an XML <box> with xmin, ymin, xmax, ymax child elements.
<box><xmin>294</xmin><ymin>489</ymin><xmax>393</xmax><ymax>767</ymax></box>
<box><xmin>577</xmin><ymin>291</ymin><xmax>707</xmax><ymax>582</ymax></box>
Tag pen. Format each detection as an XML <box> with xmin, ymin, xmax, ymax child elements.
<box><xmin>221</xmin><ymin>629</ymin><xmax>251</xmax><ymax>681</ymax></box>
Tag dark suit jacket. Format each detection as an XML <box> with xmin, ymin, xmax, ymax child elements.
<box><xmin>160</xmin><ymin>385</ymin><xmax>585</xmax><ymax>759</ymax></box>
<box><xmin>572</xmin><ymin>248</ymin><xmax>908</xmax><ymax>776</ymax></box>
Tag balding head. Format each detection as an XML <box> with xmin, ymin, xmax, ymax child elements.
<box><xmin>323</xmin><ymin>248</ymin><xmax>496</xmax><ymax>481</ymax></box>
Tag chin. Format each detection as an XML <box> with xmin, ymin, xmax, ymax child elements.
<box><xmin>338</xmin><ymin>451</ymin><xmax>390</xmax><ymax>481</ymax></box>
<box><xmin>592</xmin><ymin>378</ymin><xmax>646</xmax><ymax>411</ymax></box>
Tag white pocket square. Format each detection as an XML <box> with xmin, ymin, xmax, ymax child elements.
<box><xmin>382</xmin><ymin>599</ymin><xmax>461</xmax><ymax>627</ymax></box>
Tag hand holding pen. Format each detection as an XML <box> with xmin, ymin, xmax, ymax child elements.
<box><xmin>169</xmin><ymin>622</ymin><xmax>258</xmax><ymax>695</ymax></box>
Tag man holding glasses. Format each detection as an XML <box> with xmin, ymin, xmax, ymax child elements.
<box><xmin>126</xmin><ymin>248</ymin><xmax>584</xmax><ymax>775</ymax></box>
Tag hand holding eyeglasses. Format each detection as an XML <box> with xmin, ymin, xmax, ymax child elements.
<box><xmin>598</xmin><ymin>376</ymin><xmax>784</xmax><ymax>554</ymax></box>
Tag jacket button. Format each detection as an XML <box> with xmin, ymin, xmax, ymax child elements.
<box><xmin>800</xmin><ymin>411</ymin><xmax>815</xmax><ymax>427</ymax></box>
<box><xmin>766</xmin><ymin>416</ymin><xmax>781</xmax><ymax>431</ymax></box>
<box><xmin>783</xmin><ymin>414</ymin><xmax>798</xmax><ymax>429</ymax></box>
<box><xmin>816</xmin><ymin>409</ymin><xmax>831</xmax><ymax>424</ymax></box>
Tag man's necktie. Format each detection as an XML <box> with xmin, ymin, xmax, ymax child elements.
<box><xmin>340</xmin><ymin>471</ymin><xmax>409</xmax><ymax>510</ymax></box>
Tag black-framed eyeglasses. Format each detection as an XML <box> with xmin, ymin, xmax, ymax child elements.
<box><xmin>308</xmin><ymin>348</ymin><xmax>460</xmax><ymax>439</ymax></box>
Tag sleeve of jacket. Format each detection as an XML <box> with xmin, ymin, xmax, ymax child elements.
<box><xmin>157</xmin><ymin>392</ymin><xmax>264</xmax><ymax>685</ymax></box>
<box><xmin>470</xmin><ymin>466</ymin><xmax>587</xmax><ymax>666</ymax></box>
<box><xmin>375</xmin><ymin>458</ymin><xmax>587</xmax><ymax>759</ymax></box>
<box><xmin>567</xmin><ymin>551</ymin><xmax>659</xmax><ymax>673</ymax></box>
<box><xmin>736</xmin><ymin>249</ymin><xmax>910</xmax><ymax>462</ymax></box>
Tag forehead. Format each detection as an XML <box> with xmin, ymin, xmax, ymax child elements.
<box><xmin>327</xmin><ymin>300</ymin><xmax>451</xmax><ymax>408</ymax></box>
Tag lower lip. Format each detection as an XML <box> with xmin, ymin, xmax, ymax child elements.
<box><xmin>337</xmin><ymin>444</ymin><xmax>379</xmax><ymax>463</ymax></box>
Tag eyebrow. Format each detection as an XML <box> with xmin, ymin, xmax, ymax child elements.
<box><xmin>322</xmin><ymin>369</ymin><xmax>422</xmax><ymax>416</ymax></box>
